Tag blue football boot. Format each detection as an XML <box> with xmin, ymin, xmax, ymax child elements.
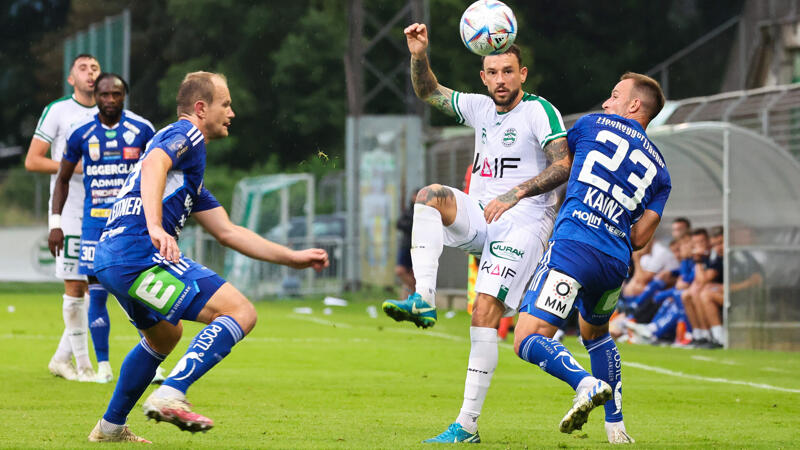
<box><xmin>381</xmin><ymin>293</ymin><xmax>437</xmax><ymax>329</ymax></box>
<box><xmin>423</xmin><ymin>423</ymin><xmax>480</xmax><ymax>443</ymax></box>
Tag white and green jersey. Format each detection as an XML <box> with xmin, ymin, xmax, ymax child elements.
<box><xmin>452</xmin><ymin>91</ymin><xmax>566</xmax><ymax>219</ymax></box>
<box><xmin>33</xmin><ymin>95</ymin><xmax>98</xmax><ymax>216</ymax></box>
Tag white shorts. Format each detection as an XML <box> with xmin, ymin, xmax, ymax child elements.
<box><xmin>55</xmin><ymin>210</ymin><xmax>86</xmax><ymax>281</ymax></box>
<box><xmin>443</xmin><ymin>187</ymin><xmax>555</xmax><ymax>316</ymax></box>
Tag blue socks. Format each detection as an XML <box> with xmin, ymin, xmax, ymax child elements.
<box><xmin>88</xmin><ymin>284</ymin><xmax>110</xmax><ymax>362</ymax></box>
<box><xmin>517</xmin><ymin>333</ymin><xmax>590</xmax><ymax>390</ymax></box>
<box><xmin>163</xmin><ymin>315</ymin><xmax>244</xmax><ymax>394</ymax></box>
<box><xmin>103</xmin><ymin>339</ymin><xmax>165</xmax><ymax>425</ymax></box>
<box><xmin>584</xmin><ymin>333</ymin><xmax>623</xmax><ymax>423</ymax></box>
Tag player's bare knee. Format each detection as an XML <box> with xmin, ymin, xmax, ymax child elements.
<box><xmin>416</xmin><ymin>184</ymin><xmax>454</xmax><ymax>209</ymax></box>
<box><xmin>232</xmin><ymin>299</ymin><xmax>257</xmax><ymax>335</ymax></box>
<box><xmin>64</xmin><ymin>279</ymin><xmax>87</xmax><ymax>297</ymax></box>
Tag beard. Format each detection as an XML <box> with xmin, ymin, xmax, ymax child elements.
<box><xmin>489</xmin><ymin>87</ymin><xmax>519</xmax><ymax>107</ymax></box>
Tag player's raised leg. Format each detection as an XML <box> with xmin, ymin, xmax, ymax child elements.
<box><xmin>143</xmin><ymin>281</ymin><xmax>256</xmax><ymax>432</ymax></box>
<box><xmin>383</xmin><ymin>184</ymin><xmax>460</xmax><ymax>329</ymax></box>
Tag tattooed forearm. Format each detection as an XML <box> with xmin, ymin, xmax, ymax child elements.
<box><xmin>543</xmin><ymin>137</ymin><xmax>570</xmax><ymax>164</ymax></box>
<box><xmin>411</xmin><ymin>55</ymin><xmax>438</xmax><ymax>99</ymax></box>
<box><xmin>515</xmin><ymin>138</ymin><xmax>572</xmax><ymax>199</ymax></box>
<box><xmin>410</xmin><ymin>56</ymin><xmax>456</xmax><ymax>117</ymax></box>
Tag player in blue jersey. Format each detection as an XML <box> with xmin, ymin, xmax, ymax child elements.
<box><xmin>511</xmin><ymin>73</ymin><xmax>670</xmax><ymax>444</ymax></box>
<box><xmin>84</xmin><ymin>72</ymin><xmax>329</xmax><ymax>443</ymax></box>
<box><xmin>49</xmin><ymin>73</ymin><xmax>157</xmax><ymax>384</ymax></box>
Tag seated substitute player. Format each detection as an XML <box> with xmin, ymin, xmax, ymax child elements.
<box><xmin>49</xmin><ymin>73</ymin><xmax>162</xmax><ymax>383</ymax></box>
<box><xmin>86</xmin><ymin>71</ymin><xmax>329</xmax><ymax>443</ymax></box>
<box><xmin>26</xmin><ymin>53</ymin><xmax>100</xmax><ymax>382</ymax></box>
<box><xmin>513</xmin><ymin>72</ymin><xmax>670</xmax><ymax>444</ymax></box>
<box><xmin>383</xmin><ymin>23</ymin><xmax>568</xmax><ymax>443</ymax></box>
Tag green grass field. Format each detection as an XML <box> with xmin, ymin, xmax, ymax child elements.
<box><xmin>1</xmin><ymin>282</ymin><xmax>799</xmax><ymax>448</ymax></box>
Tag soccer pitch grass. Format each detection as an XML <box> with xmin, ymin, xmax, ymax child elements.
<box><xmin>1</xmin><ymin>283</ymin><xmax>799</xmax><ymax>448</ymax></box>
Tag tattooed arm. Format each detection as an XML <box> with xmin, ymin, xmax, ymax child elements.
<box><xmin>483</xmin><ymin>137</ymin><xmax>572</xmax><ymax>223</ymax></box>
<box><xmin>405</xmin><ymin>23</ymin><xmax>456</xmax><ymax>117</ymax></box>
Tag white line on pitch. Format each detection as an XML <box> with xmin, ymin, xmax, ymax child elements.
<box><xmin>379</xmin><ymin>325</ymin><xmax>800</xmax><ymax>394</ymax></box>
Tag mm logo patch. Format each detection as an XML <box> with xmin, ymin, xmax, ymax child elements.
<box><xmin>535</xmin><ymin>271</ymin><xmax>581</xmax><ymax>320</ymax></box>
<box><xmin>489</xmin><ymin>241</ymin><xmax>524</xmax><ymax>261</ymax></box>
<box><xmin>502</xmin><ymin>128</ymin><xmax>517</xmax><ymax>147</ymax></box>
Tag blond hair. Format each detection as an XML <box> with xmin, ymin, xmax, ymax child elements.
<box><xmin>176</xmin><ymin>71</ymin><xmax>227</xmax><ymax>116</ymax></box>
<box><xmin>621</xmin><ymin>72</ymin><xmax>665</xmax><ymax>121</ymax></box>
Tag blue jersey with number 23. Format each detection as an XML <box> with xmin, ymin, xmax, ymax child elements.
<box><xmin>552</xmin><ymin>113</ymin><xmax>671</xmax><ymax>264</ymax></box>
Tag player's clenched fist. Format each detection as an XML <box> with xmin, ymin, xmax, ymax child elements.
<box><xmin>404</xmin><ymin>23</ymin><xmax>429</xmax><ymax>57</ymax></box>
<box><xmin>289</xmin><ymin>248</ymin><xmax>330</xmax><ymax>271</ymax></box>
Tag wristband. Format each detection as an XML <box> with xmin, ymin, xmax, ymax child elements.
<box><xmin>49</xmin><ymin>214</ymin><xmax>61</xmax><ymax>230</ymax></box>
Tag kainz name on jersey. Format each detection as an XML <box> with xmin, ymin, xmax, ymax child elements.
<box><xmin>85</xmin><ymin>162</ymin><xmax>137</xmax><ymax>176</ymax></box>
<box><xmin>583</xmin><ymin>187</ymin><xmax>623</xmax><ymax>224</ymax></box>
<box><xmin>472</xmin><ymin>154</ymin><xmax>520</xmax><ymax>178</ymax></box>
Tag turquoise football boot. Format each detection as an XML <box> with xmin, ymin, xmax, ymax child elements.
<box><xmin>381</xmin><ymin>293</ymin><xmax>437</xmax><ymax>329</ymax></box>
<box><xmin>423</xmin><ymin>423</ymin><xmax>480</xmax><ymax>443</ymax></box>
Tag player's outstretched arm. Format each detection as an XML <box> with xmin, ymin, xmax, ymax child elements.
<box><xmin>630</xmin><ymin>209</ymin><xmax>662</xmax><ymax>251</ymax></box>
<box><xmin>193</xmin><ymin>206</ymin><xmax>329</xmax><ymax>271</ymax></box>
<box><xmin>47</xmin><ymin>158</ymin><xmax>77</xmax><ymax>256</ymax></box>
<box><xmin>483</xmin><ymin>137</ymin><xmax>572</xmax><ymax>223</ymax></box>
<box><xmin>141</xmin><ymin>148</ymin><xmax>181</xmax><ymax>263</ymax></box>
<box><xmin>405</xmin><ymin>23</ymin><xmax>456</xmax><ymax>117</ymax></box>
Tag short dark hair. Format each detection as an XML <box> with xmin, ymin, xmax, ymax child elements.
<box><xmin>71</xmin><ymin>53</ymin><xmax>98</xmax><ymax>70</ymax></box>
<box><xmin>691</xmin><ymin>228</ymin><xmax>709</xmax><ymax>238</ymax></box>
<box><xmin>481</xmin><ymin>44</ymin><xmax>522</xmax><ymax>68</ymax></box>
<box><xmin>709</xmin><ymin>225</ymin><xmax>724</xmax><ymax>237</ymax></box>
<box><xmin>673</xmin><ymin>217</ymin><xmax>691</xmax><ymax>229</ymax></box>
<box><xmin>94</xmin><ymin>72</ymin><xmax>128</xmax><ymax>95</ymax></box>
<box><xmin>176</xmin><ymin>71</ymin><xmax>227</xmax><ymax>116</ymax></box>
<box><xmin>621</xmin><ymin>72</ymin><xmax>665</xmax><ymax>121</ymax></box>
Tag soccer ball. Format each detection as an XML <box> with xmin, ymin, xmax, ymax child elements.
<box><xmin>459</xmin><ymin>0</ymin><xmax>518</xmax><ymax>56</ymax></box>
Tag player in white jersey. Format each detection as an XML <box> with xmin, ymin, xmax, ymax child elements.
<box><xmin>382</xmin><ymin>23</ymin><xmax>572</xmax><ymax>443</ymax></box>
<box><xmin>25</xmin><ymin>54</ymin><xmax>100</xmax><ymax>382</ymax></box>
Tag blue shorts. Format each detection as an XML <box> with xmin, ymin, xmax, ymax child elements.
<box><xmin>520</xmin><ymin>239</ymin><xmax>628</xmax><ymax>327</ymax></box>
<box><xmin>78</xmin><ymin>226</ymin><xmax>103</xmax><ymax>276</ymax></box>
<box><xmin>95</xmin><ymin>244</ymin><xmax>226</xmax><ymax>329</ymax></box>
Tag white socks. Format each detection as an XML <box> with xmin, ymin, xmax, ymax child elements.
<box><xmin>63</xmin><ymin>294</ymin><xmax>91</xmax><ymax>370</ymax></box>
<box><xmin>152</xmin><ymin>385</ymin><xmax>185</xmax><ymax>401</ymax></box>
<box><xmin>710</xmin><ymin>325</ymin><xmax>724</xmax><ymax>343</ymax></box>
<box><xmin>410</xmin><ymin>204</ymin><xmax>444</xmax><ymax>306</ymax></box>
<box><xmin>456</xmin><ymin>327</ymin><xmax>498</xmax><ymax>433</ymax></box>
<box><xmin>53</xmin><ymin>329</ymin><xmax>72</xmax><ymax>362</ymax></box>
